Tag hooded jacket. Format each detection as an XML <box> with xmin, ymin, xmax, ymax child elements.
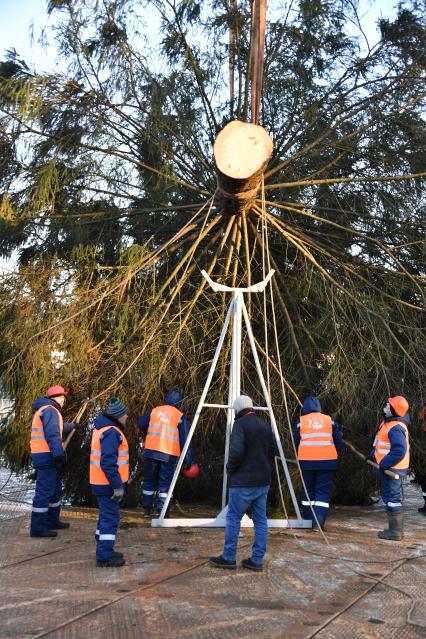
<box><xmin>226</xmin><ymin>408</ymin><xmax>276</xmax><ymax>487</ymax></box>
<box><xmin>30</xmin><ymin>397</ymin><xmax>74</xmax><ymax>468</ymax></box>
<box><xmin>293</xmin><ymin>396</ymin><xmax>343</xmax><ymax>471</ymax></box>
<box><xmin>90</xmin><ymin>414</ymin><xmax>128</xmax><ymax>496</ymax></box>
<box><xmin>375</xmin><ymin>412</ymin><xmax>410</xmax><ymax>473</ymax></box>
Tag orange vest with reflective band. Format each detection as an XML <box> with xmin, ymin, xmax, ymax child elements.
<box><xmin>30</xmin><ymin>405</ymin><xmax>63</xmax><ymax>454</ymax></box>
<box><xmin>145</xmin><ymin>405</ymin><xmax>182</xmax><ymax>457</ymax></box>
<box><xmin>298</xmin><ymin>412</ymin><xmax>337</xmax><ymax>461</ymax></box>
<box><xmin>374</xmin><ymin>420</ymin><xmax>410</xmax><ymax>470</ymax></box>
<box><xmin>89</xmin><ymin>426</ymin><xmax>129</xmax><ymax>485</ymax></box>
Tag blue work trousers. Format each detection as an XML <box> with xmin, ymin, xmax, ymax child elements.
<box><xmin>95</xmin><ymin>495</ymin><xmax>120</xmax><ymax>561</ymax></box>
<box><xmin>301</xmin><ymin>469</ymin><xmax>334</xmax><ymax>526</ymax></box>
<box><xmin>223</xmin><ymin>485</ymin><xmax>269</xmax><ymax>566</ymax></box>
<box><xmin>141</xmin><ymin>459</ymin><xmax>176</xmax><ymax>511</ymax></box>
<box><xmin>31</xmin><ymin>466</ymin><xmax>62</xmax><ymax>534</ymax></box>
<box><xmin>380</xmin><ymin>472</ymin><xmax>405</xmax><ymax>512</ymax></box>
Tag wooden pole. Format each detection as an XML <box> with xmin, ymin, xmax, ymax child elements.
<box><xmin>344</xmin><ymin>439</ymin><xmax>400</xmax><ymax>480</ymax></box>
<box><xmin>250</xmin><ymin>0</ymin><xmax>267</xmax><ymax>124</ymax></box>
<box><xmin>63</xmin><ymin>401</ymin><xmax>89</xmax><ymax>451</ymax></box>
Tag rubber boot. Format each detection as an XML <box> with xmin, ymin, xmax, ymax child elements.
<box><xmin>30</xmin><ymin>529</ymin><xmax>58</xmax><ymax>538</ymax></box>
<box><xmin>49</xmin><ymin>520</ymin><xmax>70</xmax><ymax>530</ymax></box>
<box><xmin>378</xmin><ymin>511</ymin><xmax>403</xmax><ymax>541</ymax></box>
<box><xmin>96</xmin><ymin>556</ymin><xmax>125</xmax><ymax>567</ymax></box>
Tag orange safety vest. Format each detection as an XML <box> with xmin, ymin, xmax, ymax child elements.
<box><xmin>298</xmin><ymin>412</ymin><xmax>337</xmax><ymax>461</ymax></box>
<box><xmin>30</xmin><ymin>405</ymin><xmax>63</xmax><ymax>454</ymax></box>
<box><xmin>145</xmin><ymin>405</ymin><xmax>182</xmax><ymax>457</ymax></box>
<box><xmin>89</xmin><ymin>426</ymin><xmax>129</xmax><ymax>485</ymax></box>
<box><xmin>374</xmin><ymin>420</ymin><xmax>410</xmax><ymax>470</ymax></box>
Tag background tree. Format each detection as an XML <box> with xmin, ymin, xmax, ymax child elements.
<box><xmin>0</xmin><ymin>0</ymin><xmax>424</xmax><ymax>507</ymax></box>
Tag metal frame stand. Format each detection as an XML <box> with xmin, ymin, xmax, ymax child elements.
<box><xmin>152</xmin><ymin>269</ymin><xmax>311</xmax><ymax>528</ymax></box>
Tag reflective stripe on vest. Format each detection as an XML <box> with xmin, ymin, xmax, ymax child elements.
<box><xmin>89</xmin><ymin>426</ymin><xmax>129</xmax><ymax>485</ymax></box>
<box><xmin>374</xmin><ymin>420</ymin><xmax>410</xmax><ymax>470</ymax></box>
<box><xmin>298</xmin><ymin>413</ymin><xmax>337</xmax><ymax>461</ymax></box>
<box><xmin>30</xmin><ymin>406</ymin><xmax>63</xmax><ymax>455</ymax></box>
<box><xmin>145</xmin><ymin>405</ymin><xmax>182</xmax><ymax>457</ymax></box>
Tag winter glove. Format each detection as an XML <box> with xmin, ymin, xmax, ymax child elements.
<box><xmin>111</xmin><ymin>487</ymin><xmax>125</xmax><ymax>503</ymax></box>
<box><xmin>53</xmin><ymin>455</ymin><xmax>65</xmax><ymax>466</ymax></box>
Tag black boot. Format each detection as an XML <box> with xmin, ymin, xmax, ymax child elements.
<box><xmin>49</xmin><ymin>521</ymin><xmax>70</xmax><ymax>530</ymax></box>
<box><xmin>30</xmin><ymin>530</ymin><xmax>58</xmax><ymax>538</ymax></box>
<box><xmin>96</xmin><ymin>556</ymin><xmax>126</xmax><ymax>567</ymax></box>
<box><xmin>378</xmin><ymin>511</ymin><xmax>403</xmax><ymax>541</ymax></box>
<box><xmin>155</xmin><ymin>504</ymin><xmax>172</xmax><ymax>519</ymax></box>
<box><xmin>209</xmin><ymin>555</ymin><xmax>236</xmax><ymax>569</ymax></box>
<box><xmin>143</xmin><ymin>509</ymin><xmax>152</xmax><ymax>519</ymax></box>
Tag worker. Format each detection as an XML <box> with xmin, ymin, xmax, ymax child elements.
<box><xmin>137</xmin><ymin>390</ymin><xmax>192</xmax><ymax>518</ymax></box>
<box><xmin>416</xmin><ymin>402</ymin><xmax>426</xmax><ymax>514</ymax></box>
<box><xmin>294</xmin><ymin>396</ymin><xmax>342</xmax><ymax>531</ymax></box>
<box><xmin>30</xmin><ymin>385</ymin><xmax>77</xmax><ymax>537</ymax></box>
<box><xmin>90</xmin><ymin>396</ymin><xmax>129</xmax><ymax>567</ymax></box>
<box><xmin>209</xmin><ymin>395</ymin><xmax>275</xmax><ymax>571</ymax></box>
<box><xmin>372</xmin><ymin>395</ymin><xmax>410</xmax><ymax>541</ymax></box>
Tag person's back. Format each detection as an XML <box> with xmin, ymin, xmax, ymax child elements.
<box><xmin>211</xmin><ymin>395</ymin><xmax>275</xmax><ymax>572</ymax></box>
<box><xmin>227</xmin><ymin>411</ymin><xmax>274</xmax><ymax>488</ymax></box>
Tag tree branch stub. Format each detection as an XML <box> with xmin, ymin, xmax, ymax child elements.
<box><xmin>214</xmin><ymin>120</ymin><xmax>273</xmax><ymax>215</ymax></box>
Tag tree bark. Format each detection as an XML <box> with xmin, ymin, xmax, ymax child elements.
<box><xmin>214</xmin><ymin>120</ymin><xmax>273</xmax><ymax>214</ymax></box>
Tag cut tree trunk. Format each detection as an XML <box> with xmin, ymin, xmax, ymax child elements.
<box><xmin>214</xmin><ymin>120</ymin><xmax>273</xmax><ymax>215</ymax></box>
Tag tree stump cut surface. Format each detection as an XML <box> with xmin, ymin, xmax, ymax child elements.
<box><xmin>214</xmin><ymin>120</ymin><xmax>273</xmax><ymax>214</ymax></box>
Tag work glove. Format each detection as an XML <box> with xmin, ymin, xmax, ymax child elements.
<box><xmin>111</xmin><ymin>487</ymin><xmax>125</xmax><ymax>503</ymax></box>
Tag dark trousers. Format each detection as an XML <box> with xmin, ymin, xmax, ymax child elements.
<box><xmin>95</xmin><ymin>495</ymin><xmax>120</xmax><ymax>561</ymax></box>
<box><xmin>380</xmin><ymin>473</ymin><xmax>404</xmax><ymax>512</ymax></box>
<box><xmin>301</xmin><ymin>469</ymin><xmax>334</xmax><ymax>526</ymax></box>
<box><xmin>31</xmin><ymin>466</ymin><xmax>62</xmax><ymax>534</ymax></box>
<box><xmin>141</xmin><ymin>459</ymin><xmax>176</xmax><ymax>511</ymax></box>
<box><xmin>418</xmin><ymin>475</ymin><xmax>426</xmax><ymax>503</ymax></box>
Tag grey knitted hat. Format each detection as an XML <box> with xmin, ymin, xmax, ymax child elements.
<box><xmin>107</xmin><ymin>396</ymin><xmax>128</xmax><ymax>419</ymax></box>
<box><xmin>233</xmin><ymin>395</ymin><xmax>253</xmax><ymax>413</ymax></box>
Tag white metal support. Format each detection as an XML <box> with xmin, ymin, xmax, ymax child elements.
<box><xmin>152</xmin><ymin>269</ymin><xmax>310</xmax><ymax>528</ymax></box>
<box><xmin>222</xmin><ymin>291</ymin><xmax>242</xmax><ymax>508</ymax></box>
<box><xmin>241</xmin><ymin>297</ymin><xmax>302</xmax><ymax>520</ymax></box>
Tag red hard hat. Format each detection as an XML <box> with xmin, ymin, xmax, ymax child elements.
<box><xmin>182</xmin><ymin>463</ymin><xmax>200</xmax><ymax>479</ymax></box>
<box><xmin>388</xmin><ymin>396</ymin><xmax>409</xmax><ymax>417</ymax></box>
<box><xmin>46</xmin><ymin>385</ymin><xmax>68</xmax><ymax>398</ymax></box>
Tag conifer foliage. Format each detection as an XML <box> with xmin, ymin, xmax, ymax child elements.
<box><xmin>0</xmin><ymin>1</ymin><xmax>424</xmax><ymax>505</ymax></box>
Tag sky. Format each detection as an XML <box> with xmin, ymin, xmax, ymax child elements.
<box><xmin>0</xmin><ymin>0</ymin><xmax>58</xmax><ymax>70</ymax></box>
<box><xmin>0</xmin><ymin>0</ymin><xmax>401</xmax><ymax>67</ymax></box>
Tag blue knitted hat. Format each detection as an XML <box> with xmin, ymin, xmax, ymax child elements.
<box><xmin>107</xmin><ymin>396</ymin><xmax>128</xmax><ymax>419</ymax></box>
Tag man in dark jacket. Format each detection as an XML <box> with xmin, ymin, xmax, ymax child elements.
<box><xmin>90</xmin><ymin>396</ymin><xmax>129</xmax><ymax>567</ymax></box>
<box><xmin>30</xmin><ymin>385</ymin><xmax>77</xmax><ymax>537</ymax></box>
<box><xmin>209</xmin><ymin>395</ymin><xmax>275</xmax><ymax>571</ymax></box>
<box><xmin>137</xmin><ymin>390</ymin><xmax>192</xmax><ymax>518</ymax></box>
<box><xmin>294</xmin><ymin>396</ymin><xmax>342</xmax><ymax>530</ymax></box>
<box><xmin>412</xmin><ymin>401</ymin><xmax>426</xmax><ymax>514</ymax></box>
